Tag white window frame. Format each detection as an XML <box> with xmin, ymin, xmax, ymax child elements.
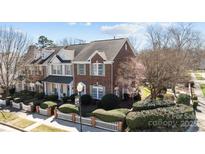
<box><xmin>77</xmin><ymin>64</ymin><xmax>86</xmax><ymax>75</ymax></box>
<box><xmin>91</xmin><ymin>85</ymin><xmax>105</xmax><ymax>100</ymax></box>
<box><xmin>65</xmin><ymin>64</ymin><xmax>72</xmax><ymax>76</ymax></box>
<box><xmin>51</xmin><ymin>65</ymin><xmax>62</xmax><ymax>75</ymax></box>
<box><xmin>91</xmin><ymin>63</ymin><xmax>105</xmax><ymax>76</ymax></box>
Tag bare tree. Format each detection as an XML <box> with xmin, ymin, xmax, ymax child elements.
<box><xmin>0</xmin><ymin>27</ymin><xmax>31</xmax><ymax>96</ymax></box>
<box><xmin>58</xmin><ymin>37</ymin><xmax>86</xmax><ymax>46</ymax></box>
<box><xmin>115</xmin><ymin>57</ymin><xmax>145</xmax><ymax>94</ymax></box>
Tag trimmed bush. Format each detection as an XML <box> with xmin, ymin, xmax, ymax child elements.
<box><xmin>9</xmin><ymin>88</ymin><xmax>16</xmax><ymax>95</ymax></box>
<box><xmin>164</xmin><ymin>93</ymin><xmax>175</xmax><ymax>101</ymax></box>
<box><xmin>126</xmin><ymin>104</ymin><xmax>195</xmax><ymax>130</ymax></box>
<box><xmin>35</xmin><ymin>92</ymin><xmax>45</xmax><ymax>100</ymax></box>
<box><xmin>99</xmin><ymin>94</ymin><xmax>120</xmax><ymax>110</ymax></box>
<box><xmin>61</xmin><ymin>96</ymin><xmax>69</xmax><ymax>103</ymax></box>
<box><xmin>177</xmin><ymin>94</ymin><xmax>191</xmax><ymax>106</ymax></box>
<box><xmin>58</xmin><ymin>104</ymin><xmax>78</xmax><ymax>114</ymax></box>
<box><xmin>193</xmin><ymin>100</ymin><xmax>198</xmax><ymax>110</ymax></box>
<box><xmin>69</xmin><ymin>93</ymin><xmax>77</xmax><ymax>103</ymax></box>
<box><xmin>45</xmin><ymin>95</ymin><xmax>58</xmax><ymax>101</ymax></box>
<box><xmin>40</xmin><ymin>101</ymin><xmax>57</xmax><ymax>109</ymax></box>
<box><xmin>133</xmin><ymin>100</ymin><xmax>175</xmax><ymax>111</ymax></box>
<box><xmin>133</xmin><ymin>93</ymin><xmax>141</xmax><ymax>101</ymax></box>
<box><xmin>92</xmin><ymin>108</ymin><xmax>129</xmax><ymax>122</ymax></box>
<box><xmin>81</xmin><ymin>94</ymin><xmax>92</xmax><ymax>105</ymax></box>
<box><xmin>13</xmin><ymin>97</ymin><xmax>22</xmax><ymax>103</ymax></box>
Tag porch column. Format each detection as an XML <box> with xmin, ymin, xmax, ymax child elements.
<box><xmin>44</xmin><ymin>82</ymin><xmax>47</xmax><ymax>95</ymax></box>
<box><xmin>57</xmin><ymin>84</ymin><xmax>61</xmax><ymax>99</ymax></box>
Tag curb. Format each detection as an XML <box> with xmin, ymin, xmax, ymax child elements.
<box><xmin>0</xmin><ymin>122</ymin><xmax>28</xmax><ymax>132</ymax></box>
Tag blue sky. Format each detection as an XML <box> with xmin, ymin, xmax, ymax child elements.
<box><xmin>0</xmin><ymin>22</ymin><xmax>205</xmax><ymax>49</ymax></box>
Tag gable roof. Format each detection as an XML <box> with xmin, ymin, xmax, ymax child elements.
<box><xmin>73</xmin><ymin>38</ymin><xmax>128</xmax><ymax>61</ymax></box>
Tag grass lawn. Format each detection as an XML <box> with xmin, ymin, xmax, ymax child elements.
<box><xmin>0</xmin><ymin>111</ymin><xmax>18</xmax><ymax>122</ymax></box>
<box><xmin>139</xmin><ymin>86</ymin><xmax>151</xmax><ymax>100</ymax></box>
<box><xmin>31</xmin><ymin>124</ymin><xmax>67</xmax><ymax>132</ymax></box>
<box><xmin>11</xmin><ymin>118</ymin><xmax>35</xmax><ymax>129</ymax></box>
<box><xmin>200</xmin><ymin>84</ymin><xmax>205</xmax><ymax>96</ymax></box>
<box><xmin>195</xmin><ymin>73</ymin><xmax>204</xmax><ymax>80</ymax></box>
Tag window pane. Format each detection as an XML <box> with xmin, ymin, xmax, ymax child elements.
<box><xmin>65</xmin><ymin>65</ymin><xmax>71</xmax><ymax>75</ymax></box>
<box><xmin>98</xmin><ymin>87</ymin><xmax>104</xmax><ymax>99</ymax></box>
<box><xmin>98</xmin><ymin>64</ymin><xmax>104</xmax><ymax>75</ymax></box>
<box><xmin>92</xmin><ymin>87</ymin><xmax>98</xmax><ymax>99</ymax></box>
<box><xmin>78</xmin><ymin>64</ymin><xmax>85</xmax><ymax>75</ymax></box>
<box><xmin>92</xmin><ymin>64</ymin><xmax>97</xmax><ymax>75</ymax></box>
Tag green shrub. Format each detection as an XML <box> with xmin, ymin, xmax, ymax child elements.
<box><xmin>61</xmin><ymin>96</ymin><xmax>69</xmax><ymax>103</ymax></box>
<box><xmin>13</xmin><ymin>97</ymin><xmax>22</xmax><ymax>103</ymax></box>
<box><xmin>9</xmin><ymin>88</ymin><xmax>16</xmax><ymax>95</ymax></box>
<box><xmin>58</xmin><ymin>104</ymin><xmax>78</xmax><ymax>114</ymax></box>
<box><xmin>192</xmin><ymin>94</ymin><xmax>198</xmax><ymax>100</ymax></box>
<box><xmin>193</xmin><ymin>100</ymin><xmax>198</xmax><ymax>110</ymax></box>
<box><xmin>164</xmin><ymin>93</ymin><xmax>175</xmax><ymax>101</ymax></box>
<box><xmin>92</xmin><ymin>108</ymin><xmax>129</xmax><ymax>122</ymax></box>
<box><xmin>69</xmin><ymin>93</ymin><xmax>77</xmax><ymax>102</ymax></box>
<box><xmin>35</xmin><ymin>92</ymin><xmax>45</xmax><ymax>100</ymax></box>
<box><xmin>40</xmin><ymin>101</ymin><xmax>57</xmax><ymax>109</ymax></box>
<box><xmin>99</xmin><ymin>94</ymin><xmax>120</xmax><ymax>110</ymax></box>
<box><xmin>45</xmin><ymin>95</ymin><xmax>58</xmax><ymax>101</ymax></box>
<box><xmin>81</xmin><ymin>105</ymin><xmax>97</xmax><ymax>117</ymax></box>
<box><xmin>126</xmin><ymin>104</ymin><xmax>195</xmax><ymax>130</ymax></box>
<box><xmin>177</xmin><ymin>94</ymin><xmax>191</xmax><ymax>106</ymax></box>
<box><xmin>81</xmin><ymin>94</ymin><xmax>92</xmax><ymax>105</ymax></box>
<box><xmin>133</xmin><ymin>100</ymin><xmax>175</xmax><ymax>111</ymax></box>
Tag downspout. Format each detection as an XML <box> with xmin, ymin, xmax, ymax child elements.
<box><xmin>111</xmin><ymin>63</ymin><xmax>113</xmax><ymax>93</ymax></box>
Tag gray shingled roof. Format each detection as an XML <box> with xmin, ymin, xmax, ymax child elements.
<box><xmin>42</xmin><ymin>75</ymin><xmax>73</xmax><ymax>84</ymax></box>
<box><xmin>73</xmin><ymin>38</ymin><xmax>127</xmax><ymax>61</ymax></box>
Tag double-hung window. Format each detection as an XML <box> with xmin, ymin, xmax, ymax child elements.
<box><xmin>91</xmin><ymin>86</ymin><xmax>105</xmax><ymax>100</ymax></box>
<box><xmin>65</xmin><ymin>65</ymin><xmax>72</xmax><ymax>75</ymax></box>
<box><xmin>51</xmin><ymin>65</ymin><xmax>62</xmax><ymax>75</ymax></box>
<box><xmin>91</xmin><ymin>63</ymin><xmax>104</xmax><ymax>76</ymax></box>
<box><xmin>77</xmin><ymin>64</ymin><xmax>86</xmax><ymax>75</ymax></box>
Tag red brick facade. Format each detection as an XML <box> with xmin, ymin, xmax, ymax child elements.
<box><xmin>73</xmin><ymin>41</ymin><xmax>135</xmax><ymax>95</ymax></box>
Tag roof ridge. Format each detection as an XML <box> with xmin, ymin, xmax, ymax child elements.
<box><xmin>91</xmin><ymin>37</ymin><xmax>127</xmax><ymax>43</ymax></box>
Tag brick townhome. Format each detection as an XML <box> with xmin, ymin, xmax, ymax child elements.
<box><xmin>73</xmin><ymin>38</ymin><xmax>136</xmax><ymax>99</ymax></box>
<box><xmin>16</xmin><ymin>38</ymin><xmax>136</xmax><ymax>99</ymax></box>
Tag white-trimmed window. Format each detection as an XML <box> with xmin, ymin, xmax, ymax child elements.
<box><xmin>65</xmin><ymin>65</ymin><xmax>72</xmax><ymax>75</ymax></box>
<box><xmin>51</xmin><ymin>65</ymin><xmax>62</xmax><ymax>75</ymax></box>
<box><xmin>91</xmin><ymin>63</ymin><xmax>105</xmax><ymax>76</ymax></box>
<box><xmin>91</xmin><ymin>85</ymin><xmax>105</xmax><ymax>100</ymax></box>
<box><xmin>77</xmin><ymin>64</ymin><xmax>86</xmax><ymax>75</ymax></box>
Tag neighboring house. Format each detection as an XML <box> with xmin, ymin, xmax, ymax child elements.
<box><xmin>73</xmin><ymin>38</ymin><xmax>136</xmax><ymax>100</ymax></box>
<box><xmin>16</xmin><ymin>38</ymin><xmax>136</xmax><ymax>100</ymax></box>
<box><xmin>42</xmin><ymin>44</ymin><xmax>87</xmax><ymax>98</ymax></box>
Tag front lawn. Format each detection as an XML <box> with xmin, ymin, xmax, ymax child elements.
<box><xmin>200</xmin><ymin>84</ymin><xmax>205</xmax><ymax>96</ymax></box>
<box><xmin>0</xmin><ymin>111</ymin><xmax>18</xmax><ymax>122</ymax></box>
<box><xmin>195</xmin><ymin>73</ymin><xmax>204</xmax><ymax>80</ymax></box>
<box><xmin>31</xmin><ymin>124</ymin><xmax>67</xmax><ymax>132</ymax></box>
<box><xmin>11</xmin><ymin>118</ymin><xmax>35</xmax><ymax>129</ymax></box>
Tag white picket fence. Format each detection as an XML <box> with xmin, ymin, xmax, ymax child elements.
<box><xmin>0</xmin><ymin>99</ymin><xmax>6</xmax><ymax>106</ymax></box>
<box><xmin>39</xmin><ymin>107</ymin><xmax>48</xmax><ymax>116</ymax></box>
<box><xmin>11</xmin><ymin>101</ymin><xmax>22</xmax><ymax>109</ymax></box>
<box><xmin>55</xmin><ymin>110</ymin><xmax>123</xmax><ymax>132</ymax></box>
<box><xmin>22</xmin><ymin>103</ymin><xmax>33</xmax><ymax>112</ymax></box>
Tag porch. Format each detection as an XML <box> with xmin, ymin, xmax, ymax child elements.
<box><xmin>42</xmin><ymin>75</ymin><xmax>73</xmax><ymax>98</ymax></box>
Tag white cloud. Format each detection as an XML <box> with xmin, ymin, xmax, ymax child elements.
<box><xmin>67</xmin><ymin>22</ymin><xmax>92</xmax><ymax>26</ymax></box>
<box><xmin>100</xmin><ymin>22</ymin><xmax>173</xmax><ymax>50</ymax></box>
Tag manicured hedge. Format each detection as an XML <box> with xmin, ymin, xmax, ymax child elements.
<box><xmin>45</xmin><ymin>95</ymin><xmax>58</xmax><ymax>101</ymax></box>
<box><xmin>92</xmin><ymin>108</ymin><xmax>130</xmax><ymax>122</ymax></box>
<box><xmin>177</xmin><ymin>94</ymin><xmax>191</xmax><ymax>106</ymax></box>
<box><xmin>58</xmin><ymin>104</ymin><xmax>78</xmax><ymax>114</ymax></box>
<box><xmin>40</xmin><ymin>101</ymin><xmax>57</xmax><ymax>109</ymax></box>
<box><xmin>81</xmin><ymin>94</ymin><xmax>92</xmax><ymax>105</ymax></box>
<box><xmin>126</xmin><ymin>104</ymin><xmax>195</xmax><ymax>130</ymax></box>
<box><xmin>163</xmin><ymin>93</ymin><xmax>175</xmax><ymax>101</ymax></box>
<box><xmin>99</xmin><ymin>94</ymin><xmax>120</xmax><ymax>110</ymax></box>
<box><xmin>133</xmin><ymin>100</ymin><xmax>175</xmax><ymax>111</ymax></box>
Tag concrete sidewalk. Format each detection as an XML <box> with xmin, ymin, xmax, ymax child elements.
<box><xmin>190</xmin><ymin>72</ymin><xmax>205</xmax><ymax>131</ymax></box>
